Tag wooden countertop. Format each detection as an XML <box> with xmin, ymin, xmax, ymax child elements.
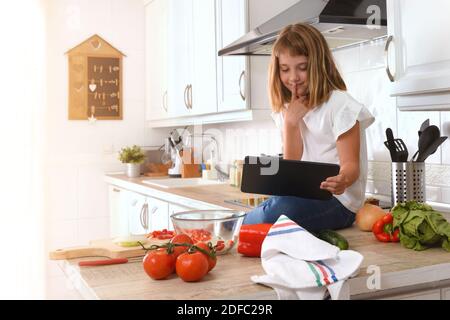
<box><xmin>60</xmin><ymin>173</ymin><xmax>450</xmax><ymax>300</ymax></box>
<box><xmin>61</xmin><ymin>225</ymin><xmax>450</xmax><ymax>300</ymax></box>
<box><xmin>104</xmin><ymin>173</ymin><xmax>265</xmax><ymax>212</ymax></box>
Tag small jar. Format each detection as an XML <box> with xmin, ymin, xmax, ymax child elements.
<box><xmin>229</xmin><ymin>162</ymin><xmax>237</xmax><ymax>186</ymax></box>
<box><xmin>235</xmin><ymin>160</ymin><xmax>244</xmax><ymax>189</ymax></box>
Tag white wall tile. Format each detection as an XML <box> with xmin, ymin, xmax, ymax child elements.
<box><xmin>77</xmin><ymin>217</ymin><xmax>110</xmax><ymax>245</ymax></box>
<box><xmin>365</xmin><ymin>179</ymin><xmax>375</xmax><ymax>193</ymax></box>
<box><xmin>110</xmin><ymin>0</ymin><xmax>145</xmax><ymax>52</ymax></box>
<box><xmin>122</xmin><ymin>50</ymin><xmax>145</xmax><ymax>101</ymax></box>
<box><xmin>358</xmin><ymin>38</ymin><xmax>386</xmax><ymax>71</ymax></box>
<box><xmin>78</xmin><ymin>166</ymin><xmax>109</xmax><ymax>219</ymax></box>
<box><xmin>77</xmin><ymin>0</ymin><xmax>113</xmax><ymax>39</ymax></box>
<box><xmin>396</xmin><ymin>111</ymin><xmax>441</xmax><ymax>163</ymax></box>
<box><xmin>357</xmin><ymin>68</ymin><xmax>397</xmax><ymax>161</ymax></box>
<box><xmin>426</xmin><ymin>186</ymin><xmax>441</xmax><ymax>202</ymax></box>
<box><xmin>47</xmin><ymin>167</ymin><xmax>78</xmax><ymax>221</ymax></box>
<box><xmin>249</xmin><ymin>56</ymin><xmax>271</xmax><ymax>109</ymax></box>
<box><xmin>425</xmin><ymin>164</ymin><xmax>450</xmax><ymax>187</ymax></box>
<box><xmin>442</xmin><ymin>187</ymin><xmax>450</xmax><ymax>204</ymax></box>
<box><xmin>333</xmin><ymin>46</ymin><xmax>360</xmax><ymax>74</ymax></box>
<box><xmin>47</xmin><ymin>220</ymin><xmax>78</xmax><ymax>250</ymax></box>
<box><xmin>342</xmin><ymin>72</ymin><xmax>361</xmax><ymax>101</ymax></box>
<box><xmin>373</xmin><ymin>180</ymin><xmax>391</xmax><ymax>196</ymax></box>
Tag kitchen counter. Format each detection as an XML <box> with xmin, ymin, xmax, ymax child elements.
<box><xmin>60</xmin><ymin>225</ymin><xmax>450</xmax><ymax>300</ymax></box>
<box><xmin>58</xmin><ymin>174</ymin><xmax>450</xmax><ymax>300</ymax></box>
<box><xmin>104</xmin><ymin>173</ymin><xmax>267</xmax><ymax>212</ymax></box>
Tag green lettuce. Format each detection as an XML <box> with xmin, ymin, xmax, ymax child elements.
<box><xmin>391</xmin><ymin>201</ymin><xmax>450</xmax><ymax>252</ymax></box>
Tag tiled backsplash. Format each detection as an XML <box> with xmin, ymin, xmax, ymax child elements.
<box><xmin>204</xmin><ymin>38</ymin><xmax>450</xmax><ymax>206</ymax></box>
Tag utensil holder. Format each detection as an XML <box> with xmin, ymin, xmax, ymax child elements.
<box><xmin>391</xmin><ymin>162</ymin><xmax>426</xmax><ymax>205</ymax></box>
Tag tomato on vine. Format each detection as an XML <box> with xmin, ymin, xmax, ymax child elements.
<box><xmin>176</xmin><ymin>250</ymin><xmax>209</xmax><ymax>282</ymax></box>
<box><xmin>142</xmin><ymin>248</ymin><xmax>176</xmax><ymax>280</ymax></box>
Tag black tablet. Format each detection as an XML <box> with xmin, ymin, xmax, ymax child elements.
<box><xmin>240</xmin><ymin>156</ymin><xmax>340</xmax><ymax>200</ymax></box>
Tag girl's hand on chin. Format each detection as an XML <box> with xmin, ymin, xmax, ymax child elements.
<box><xmin>283</xmin><ymin>84</ymin><xmax>309</xmax><ymax>127</ymax></box>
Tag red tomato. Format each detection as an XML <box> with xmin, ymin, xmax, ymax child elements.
<box><xmin>170</xmin><ymin>234</ymin><xmax>194</xmax><ymax>259</ymax></box>
<box><xmin>215</xmin><ymin>240</ymin><xmax>225</xmax><ymax>252</ymax></box>
<box><xmin>176</xmin><ymin>251</ymin><xmax>209</xmax><ymax>282</ymax></box>
<box><xmin>148</xmin><ymin>229</ymin><xmax>176</xmax><ymax>240</ymax></box>
<box><xmin>195</xmin><ymin>242</ymin><xmax>217</xmax><ymax>272</ymax></box>
<box><xmin>190</xmin><ymin>229</ymin><xmax>212</xmax><ymax>242</ymax></box>
<box><xmin>142</xmin><ymin>248</ymin><xmax>176</xmax><ymax>280</ymax></box>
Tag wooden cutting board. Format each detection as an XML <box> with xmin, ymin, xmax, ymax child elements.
<box><xmin>49</xmin><ymin>237</ymin><xmax>169</xmax><ymax>260</ymax></box>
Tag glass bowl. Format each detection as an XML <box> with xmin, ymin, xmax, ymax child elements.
<box><xmin>170</xmin><ymin>210</ymin><xmax>246</xmax><ymax>255</ymax></box>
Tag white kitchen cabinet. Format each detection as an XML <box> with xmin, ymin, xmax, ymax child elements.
<box><xmin>216</xmin><ymin>0</ymin><xmax>249</xmax><ymax>112</ymax></box>
<box><xmin>380</xmin><ymin>288</ymin><xmax>441</xmax><ymax>300</ymax></box>
<box><xmin>109</xmin><ymin>187</ymin><xmax>169</xmax><ymax>236</ymax></box>
<box><xmin>387</xmin><ymin>0</ymin><xmax>450</xmax><ymax>110</ymax></box>
<box><xmin>167</xmin><ymin>0</ymin><xmax>217</xmax><ymax>118</ymax></box>
<box><xmin>147</xmin><ymin>196</ymin><xmax>169</xmax><ymax>231</ymax></box>
<box><xmin>108</xmin><ymin>185</ymin><xmax>129</xmax><ymax>237</ymax></box>
<box><xmin>145</xmin><ymin>0</ymin><xmax>169</xmax><ymax>120</ymax></box>
<box><xmin>124</xmin><ymin>190</ymin><xmax>149</xmax><ymax>236</ymax></box>
<box><xmin>441</xmin><ymin>286</ymin><xmax>450</xmax><ymax>300</ymax></box>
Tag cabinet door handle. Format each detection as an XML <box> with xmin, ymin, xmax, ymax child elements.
<box><xmin>239</xmin><ymin>71</ymin><xmax>246</xmax><ymax>101</ymax></box>
<box><xmin>184</xmin><ymin>85</ymin><xmax>190</xmax><ymax>110</ymax></box>
<box><xmin>162</xmin><ymin>91</ymin><xmax>168</xmax><ymax>112</ymax></box>
<box><xmin>139</xmin><ymin>203</ymin><xmax>146</xmax><ymax>229</ymax></box>
<box><xmin>188</xmin><ymin>85</ymin><xmax>193</xmax><ymax>109</ymax></box>
<box><xmin>384</xmin><ymin>35</ymin><xmax>395</xmax><ymax>82</ymax></box>
<box><xmin>144</xmin><ymin>204</ymin><xmax>149</xmax><ymax>230</ymax></box>
<box><xmin>112</xmin><ymin>188</ymin><xmax>120</xmax><ymax>193</ymax></box>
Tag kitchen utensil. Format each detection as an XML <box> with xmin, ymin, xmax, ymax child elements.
<box><xmin>160</xmin><ymin>138</ymin><xmax>173</xmax><ymax>165</ymax></box>
<box><xmin>170</xmin><ymin>210</ymin><xmax>246</xmax><ymax>255</ymax></box>
<box><xmin>49</xmin><ymin>237</ymin><xmax>167</xmax><ymax>260</ymax></box>
<box><xmin>412</xmin><ymin>125</ymin><xmax>440</xmax><ymax>162</ymax></box>
<box><xmin>418</xmin><ymin>119</ymin><xmax>430</xmax><ymax>137</ymax></box>
<box><xmin>79</xmin><ymin>258</ymin><xmax>129</xmax><ymax>267</ymax></box>
<box><xmin>384</xmin><ymin>128</ymin><xmax>409</xmax><ymax>162</ymax></box>
<box><xmin>383</xmin><ymin>137</ymin><xmax>408</xmax><ymax>162</ymax></box>
<box><xmin>416</xmin><ymin>136</ymin><xmax>447</xmax><ymax>162</ymax></box>
<box><xmin>385</xmin><ymin>128</ymin><xmax>398</xmax><ymax>161</ymax></box>
<box><xmin>167</xmin><ymin>129</ymin><xmax>185</xmax><ymax>177</ymax></box>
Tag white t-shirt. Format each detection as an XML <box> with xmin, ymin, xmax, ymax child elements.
<box><xmin>271</xmin><ymin>90</ymin><xmax>375</xmax><ymax>213</ymax></box>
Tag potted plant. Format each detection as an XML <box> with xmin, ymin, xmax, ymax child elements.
<box><xmin>118</xmin><ymin>145</ymin><xmax>146</xmax><ymax>178</ymax></box>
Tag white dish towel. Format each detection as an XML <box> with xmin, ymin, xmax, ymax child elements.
<box><xmin>251</xmin><ymin>215</ymin><xmax>363</xmax><ymax>300</ymax></box>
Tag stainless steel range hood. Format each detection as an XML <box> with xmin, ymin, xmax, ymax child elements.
<box><xmin>218</xmin><ymin>0</ymin><xmax>387</xmax><ymax>56</ymax></box>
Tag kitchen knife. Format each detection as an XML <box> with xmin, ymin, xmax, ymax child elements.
<box><xmin>78</xmin><ymin>258</ymin><xmax>129</xmax><ymax>267</ymax></box>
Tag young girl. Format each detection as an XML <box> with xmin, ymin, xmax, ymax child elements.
<box><xmin>243</xmin><ymin>23</ymin><xmax>375</xmax><ymax>232</ymax></box>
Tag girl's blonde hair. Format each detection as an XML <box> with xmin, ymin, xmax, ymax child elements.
<box><xmin>268</xmin><ymin>23</ymin><xmax>346</xmax><ymax>112</ymax></box>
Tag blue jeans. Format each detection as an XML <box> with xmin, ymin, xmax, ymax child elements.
<box><xmin>243</xmin><ymin>196</ymin><xmax>356</xmax><ymax>232</ymax></box>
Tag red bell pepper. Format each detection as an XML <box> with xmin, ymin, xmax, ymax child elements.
<box><xmin>372</xmin><ymin>213</ymin><xmax>400</xmax><ymax>243</ymax></box>
<box><xmin>237</xmin><ymin>223</ymin><xmax>273</xmax><ymax>257</ymax></box>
